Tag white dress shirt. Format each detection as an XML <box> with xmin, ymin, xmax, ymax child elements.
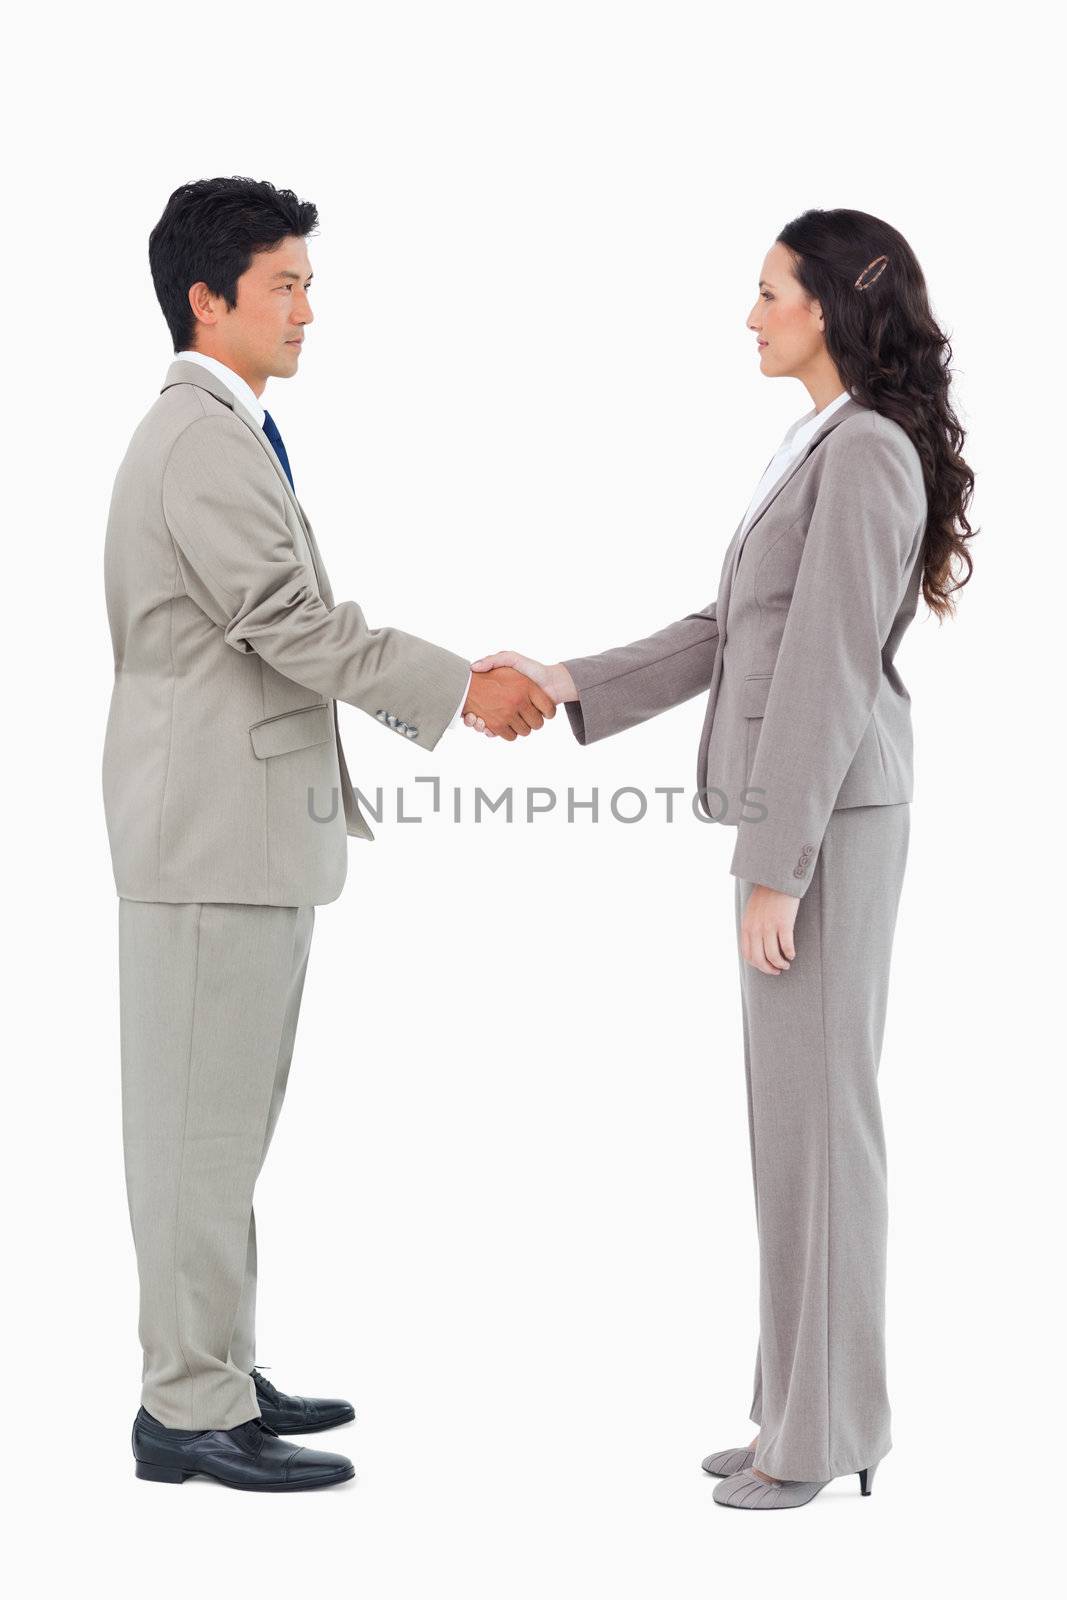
<box><xmin>739</xmin><ymin>387</ymin><xmax>853</xmax><ymax>540</ymax></box>
<box><xmin>175</xmin><ymin>349</ymin><xmax>471</xmax><ymax>727</ymax></box>
<box><xmin>176</xmin><ymin>348</ymin><xmax>266</xmax><ymax>427</ymax></box>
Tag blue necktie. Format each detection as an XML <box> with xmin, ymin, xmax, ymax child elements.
<box><xmin>262</xmin><ymin>410</ymin><xmax>295</xmax><ymax>494</ymax></box>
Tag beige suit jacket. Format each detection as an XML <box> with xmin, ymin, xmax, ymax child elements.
<box><xmin>102</xmin><ymin>358</ymin><xmax>471</xmax><ymax>905</ymax></box>
<box><xmin>562</xmin><ymin>398</ymin><xmax>928</xmax><ymax>896</ymax></box>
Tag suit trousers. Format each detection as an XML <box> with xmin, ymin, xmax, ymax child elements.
<box><xmin>734</xmin><ymin>801</ymin><xmax>909</xmax><ymax>1482</ymax></box>
<box><xmin>118</xmin><ymin>898</ymin><xmax>315</xmax><ymax>1430</ymax></box>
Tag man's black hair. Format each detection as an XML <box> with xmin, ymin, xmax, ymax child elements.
<box><xmin>149</xmin><ymin>176</ymin><xmax>318</xmax><ymax>353</ymax></box>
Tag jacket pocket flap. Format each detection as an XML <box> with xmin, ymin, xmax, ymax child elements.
<box><xmin>249</xmin><ymin>704</ymin><xmax>332</xmax><ymax>759</ymax></box>
<box><xmin>741</xmin><ymin>674</ymin><xmax>774</xmax><ymax>718</ymax></box>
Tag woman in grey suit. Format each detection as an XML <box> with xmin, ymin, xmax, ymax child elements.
<box><xmin>467</xmin><ymin>210</ymin><xmax>977</xmax><ymax>1509</ymax></box>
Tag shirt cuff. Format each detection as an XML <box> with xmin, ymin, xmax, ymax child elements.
<box><xmin>443</xmin><ymin>669</ymin><xmax>472</xmax><ymax>731</ymax></box>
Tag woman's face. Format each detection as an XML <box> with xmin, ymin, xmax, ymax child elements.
<box><xmin>747</xmin><ymin>242</ymin><xmax>826</xmax><ymax>378</ymax></box>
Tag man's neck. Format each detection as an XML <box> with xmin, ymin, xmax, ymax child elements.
<box><xmin>184</xmin><ymin>348</ymin><xmax>264</xmax><ymax>397</ymax></box>
<box><xmin>176</xmin><ymin>350</ymin><xmax>266</xmax><ymax>425</ymax></box>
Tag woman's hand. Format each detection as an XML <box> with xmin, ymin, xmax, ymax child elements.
<box><xmin>740</xmin><ymin>885</ymin><xmax>800</xmax><ymax>974</ymax></box>
<box><xmin>464</xmin><ymin>652</ymin><xmax>577</xmax><ymax>735</ymax></box>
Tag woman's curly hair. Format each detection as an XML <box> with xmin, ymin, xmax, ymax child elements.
<box><xmin>777</xmin><ymin>208</ymin><xmax>977</xmax><ymax>619</ymax></box>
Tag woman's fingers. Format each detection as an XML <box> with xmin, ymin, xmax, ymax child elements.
<box><xmin>529</xmin><ymin>683</ymin><xmax>556</xmax><ymax>719</ymax></box>
<box><xmin>741</xmin><ymin>898</ymin><xmax>795</xmax><ymax>974</ymax></box>
<box><xmin>762</xmin><ymin>927</ymin><xmax>790</xmax><ymax>971</ymax></box>
<box><xmin>749</xmin><ymin>935</ymin><xmax>780</xmax><ymax>975</ymax></box>
<box><xmin>741</xmin><ymin>927</ymin><xmax>769</xmax><ymax>974</ymax></box>
<box><xmin>470</xmin><ymin>652</ymin><xmax>518</xmax><ymax>672</ymax></box>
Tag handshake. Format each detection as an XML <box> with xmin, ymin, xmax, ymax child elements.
<box><xmin>460</xmin><ymin>653</ymin><xmax>578</xmax><ymax>740</ymax></box>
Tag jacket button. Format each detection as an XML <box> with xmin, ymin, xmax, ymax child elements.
<box><xmin>793</xmin><ymin>844</ymin><xmax>815</xmax><ymax>878</ymax></box>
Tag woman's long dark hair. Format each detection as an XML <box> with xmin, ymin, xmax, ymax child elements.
<box><xmin>777</xmin><ymin>208</ymin><xmax>976</xmax><ymax>619</ymax></box>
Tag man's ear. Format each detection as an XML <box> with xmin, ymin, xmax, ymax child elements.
<box><xmin>187</xmin><ymin>281</ymin><xmax>218</xmax><ymax>330</ymax></box>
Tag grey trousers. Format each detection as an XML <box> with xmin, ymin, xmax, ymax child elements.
<box><xmin>734</xmin><ymin>802</ymin><xmax>909</xmax><ymax>1482</ymax></box>
<box><xmin>118</xmin><ymin>898</ymin><xmax>315</xmax><ymax>1430</ymax></box>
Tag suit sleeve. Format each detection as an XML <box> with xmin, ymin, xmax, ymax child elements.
<box><xmin>161</xmin><ymin>415</ymin><xmax>472</xmax><ymax>752</ymax></box>
<box><xmin>442</xmin><ymin>670</ymin><xmax>474</xmax><ymax>732</ymax></box>
<box><xmin>561</xmin><ymin>600</ymin><xmax>720</xmax><ymax>745</ymax></box>
<box><xmin>730</xmin><ymin>418</ymin><xmax>926</xmax><ymax>896</ymax></box>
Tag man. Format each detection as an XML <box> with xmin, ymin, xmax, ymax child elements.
<box><xmin>103</xmin><ymin>175</ymin><xmax>554</xmax><ymax>1492</ymax></box>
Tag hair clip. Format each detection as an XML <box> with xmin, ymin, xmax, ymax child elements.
<box><xmin>854</xmin><ymin>254</ymin><xmax>889</xmax><ymax>291</ymax></box>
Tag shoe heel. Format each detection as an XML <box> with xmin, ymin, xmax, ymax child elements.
<box><xmin>135</xmin><ymin>1460</ymin><xmax>188</xmax><ymax>1484</ymax></box>
<box><xmin>858</xmin><ymin>1462</ymin><xmax>878</xmax><ymax>1496</ymax></box>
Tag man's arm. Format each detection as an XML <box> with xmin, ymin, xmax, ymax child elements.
<box><xmin>442</xmin><ymin>670</ymin><xmax>474</xmax><ymax>731</ymax></box>
<box><xmin>163</xmin><ymin>414</ymin><xmax>472</xmax><ymax>749</ymax></box>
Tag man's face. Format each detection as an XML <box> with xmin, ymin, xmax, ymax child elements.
<box><xmin>187</xmin><ymin>234</ymin><xmax>314</xmax><ymax>390</ymax></box>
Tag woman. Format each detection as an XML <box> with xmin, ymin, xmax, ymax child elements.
<box><xmin>466</xmin><ymin>209</ymin><xmax>976</xmax><ymax>1510</ymax></box>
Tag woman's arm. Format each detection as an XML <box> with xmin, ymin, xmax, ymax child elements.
<box><xmin>558</xmin><ymin>600</ymin><xmax>720</xmax><ymax>744</ymax></box>
<box><xmin>469</xmin><ymin>599</ymin><xmax>720</xmax><ymax>742</ymax></box>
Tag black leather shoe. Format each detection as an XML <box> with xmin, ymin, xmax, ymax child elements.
<box><xmin>250</xmin><ymin>1365</ymin><xmax>356</xmax><ymax>1434</ymax></box>
<box><xmin>132</xmin><ymin>1406</ymin><xmax>354</xmax><ymax>1491</ymax></box>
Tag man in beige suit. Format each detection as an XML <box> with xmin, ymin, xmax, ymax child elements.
<box><xmin>104</xmin><ymin>176</ymin><xmax>554</xmax><ymax>1491</ymax></box>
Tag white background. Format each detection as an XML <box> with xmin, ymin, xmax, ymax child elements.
<box><xmin>4</xmin><ymin>2</ymin><xmax>1061</xmax><ymax>1594</ymax></box>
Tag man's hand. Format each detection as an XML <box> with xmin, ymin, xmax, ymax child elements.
<box><xmin>462</xmin><ymin>665</ymin><xmax>557</xmax><ymax>741</ymax></box>
<box><xmin>740</xmin><ymin>884</ymin><xmax>800</xmax><ymax>974</ymax></box>
<box><xmin>464</xmin><ymin>652</ymin><xmax>576</xmax><ymax>737</ymax></box>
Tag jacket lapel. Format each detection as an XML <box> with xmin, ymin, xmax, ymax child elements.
<box><xmin>694</xmin><ymin>395</ymin><xmax>869</xmax><ymax>804</ymax></box>
<box><xmin>723</xmin><ymin>395</ymin><xmax>868</xmax><ymax>596</ymax></box>
<box><xmin>160</xmin><ymin>358</ymin><xmax>310</xmax><ymax>529</ymax></box>
<box><xmin>739</xmin><ymin>396</ymin><xmax>866</xmax><ymax>543</ymax></box>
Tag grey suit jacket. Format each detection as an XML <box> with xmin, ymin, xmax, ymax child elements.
<box><xmin>562</xmin><ymin>398</ymin><xmax>928</xmax><ymax>896</ymax></box>
<box><xmin>102</xmin><ymin>358</ymin><xmax>471</xmax><ymax>905</ymax></box>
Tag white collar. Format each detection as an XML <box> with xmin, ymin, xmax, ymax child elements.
<box><xmin>175</xmin><ymin>350</ymin><xmax>267</xmax><ymax>428</ymax></box>
<box><xmin>785</xmin><ymin>388</ymin><xmax>852</xmax><ymax>451</ymax></box>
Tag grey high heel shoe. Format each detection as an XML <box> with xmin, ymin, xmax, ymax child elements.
<box><xmin>712</xmin><ymin>1459</ymin><xmax>879</xmax><ymax>1509</ymax></box>
<box><xmin>700</xmin><ymin>1445</ymin><xmax>757</xmax><ymax>1477</ymax></box>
